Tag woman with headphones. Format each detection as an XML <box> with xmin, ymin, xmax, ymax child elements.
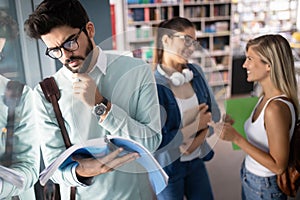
<box><xmin>152</xmin><ymin>17</ymin><xmax>221</xmax><ymax>200</ymax></box>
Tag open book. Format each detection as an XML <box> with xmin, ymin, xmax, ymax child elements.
<box><xmin>0</xmin><ymin>165</ymin><xmax>25</xmax><ymax>188</ymax></box>
<box><xmin>39</xmin><ymin>135</ymin><xmax>168</xmax><ymax>195</ymax></box>
<box><xmin>225</xmin><ymin>96</ymin><xmax>259</xmax><ymax>150</ymax></box>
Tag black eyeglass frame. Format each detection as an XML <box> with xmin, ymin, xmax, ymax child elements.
<box><xmin>45</xmin><ymin>27</ymin><xmax>84</xmax><ymax>59</ymax></box>
<box><xmin>172</xmin><ymin>34</ymin><xmax>199</xmax><ymax>47</ymax></box>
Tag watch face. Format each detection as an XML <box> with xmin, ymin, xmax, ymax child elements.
<box><xmin>94</xmin><ymin>104</ymin><xmax>106</xmax><ymax>116</ymax></box>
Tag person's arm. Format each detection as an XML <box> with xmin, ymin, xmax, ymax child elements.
<box><xmin>34</xmin><ymin>83</ymin><xmax>79</xmax><ymax>186</ymax></box>
<box><xmin>180</xmin><ymin>128</ymin><xmax>209</xmax><ymax>155</ymax></box>
<box><xmin>244</xmin><ymin>100</ymin><xmax>291</xmax><ymax>174</ymax></box>
<box><xmin>196</xmin><ymin>64</ymin><xmax>221</xmax><ymax>124</ymax></box>
<box><xmin>73</xmin><ymin>60</ymin><xmax>161</xmax><ymax>153</ymax></box>
<box><xmin>0</xmin><ymin>86</ymin><xmax>40</xmax><ymax>198</ymax></box>
<box><xmin>95</xmin><ymin>60</ymin><xmax>162</xmax><ymax>153</ymax></box>
<box><xmin>36</xmin><ymin>59</ymin><xmax>162</xmax><ymax>186</ymax></box>
<box><xmin>72</xmin><ymin>147</ymin><xmax>139</xmax><ymax>178</ymax></box>
<box><xmin>211</xmin><ymin>100</ymin><xmax>291</xmax><ymax>175</ymax></box>
<box><xmin>72</xmin><ymin>61</ymin><xmax>162</xmax><ymax>181</ymax></box>
<box><xmin>180</xmin><ymin>104</ymin><xmax>211</xmax><ymax>154</ymax></box>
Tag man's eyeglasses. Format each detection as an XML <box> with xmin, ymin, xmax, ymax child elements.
<box><xmin>172</xmin><ymin>35</ymin><xmax>199</xmax><ymax>47</ymax></box>
<box><xmin>45</xmin><ymin>27</ymin><xmax>84</xmax><ymax>59</ymax></box>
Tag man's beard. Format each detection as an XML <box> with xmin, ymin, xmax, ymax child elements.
<box><xmin>65</xmin><ymin>37</ymin><xmax>94</xmax><ymax>73</ymax></box>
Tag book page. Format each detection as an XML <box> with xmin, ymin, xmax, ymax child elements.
<box><xmin>0</xmin><ymin>165</ymin><xmax>24</xmax><ymax>188</ymax></box>
<box><xmin>108</xmin><ymin>135</ymin><xmax>169</xmax><ymax>194</ymax></box>
<box><xmin>39</xmin><ymin>136</ymin><xmax>168</xmax><ymax>195</ymax></box>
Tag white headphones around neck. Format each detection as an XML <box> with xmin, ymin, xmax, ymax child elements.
<box><xmin>157</xmin><ymin>64</ymin><xmax>193</xmax><ymax>86</ymax></box>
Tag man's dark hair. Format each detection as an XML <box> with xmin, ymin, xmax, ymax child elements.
<box><xmin>24</xmin><ymin>0</ymin><xmax>89</xmax><ymax>39</ymax></box>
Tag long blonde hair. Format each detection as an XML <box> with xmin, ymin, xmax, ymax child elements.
<box><xmin>246</xmin><ymin>34</ymin><xmax>299</xmax><ymax>117</ymax></box>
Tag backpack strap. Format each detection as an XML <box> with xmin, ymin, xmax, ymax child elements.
<box><xmin>39</xmin><ymin>77</ymin><xmax>71</xmax><ymax>148</ymax></box>
<box><xmin>291</xmin><ymin>119</ymin><xmax>300</xmax><ymax>172</ymax></box>
<box><xmin>39</xmin><ymin>77</ymin><xmax>76</xmax><ymax>200</ymax></box>
<box><xmin>2</xmin><ymin>80</ymin><xmax>24</xmax><ymax>167</ymax></box>
<box><xmin>1</xmin><ymin>80</ymin><xmax>24</xmax><ymax>200</ymax></box>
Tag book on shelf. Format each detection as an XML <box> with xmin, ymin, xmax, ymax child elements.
<box><xmin>0</xmin><ymin>165</ymin><xmax>25</xmax><ymax>188</ymax></box>
<box><xmin>224</xmin><ymin>96</ymin><xmax>259</xmax><ymax>150</ymax></box>
<box><xmin>214</xmin><ymin>4</ymin><xmax>230</xmax><ymax>17</ymax></box>
<box><xmin>144</xmin><ymin>7</ymin><xmax>150</xmax><ymax>21</ymax></box>
<box><xmin>110</xmin><ymin>4</ymin><xmax>117</xmax><ymax>50</ymax></box>
<box><xmin>39</xmin><ymin>135</ymin><xmax>169</xmax><ymax>195</ymax></box>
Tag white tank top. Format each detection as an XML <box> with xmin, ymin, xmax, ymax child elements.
<box><xmin>244</xmin><ymin>95</ymin><xmax>296</xmax><ymax>177</ymax></box>
<box><xmin>175</xmin><ymin>93</ymin><xmax>201</xmax><ymax>161</ymax></box>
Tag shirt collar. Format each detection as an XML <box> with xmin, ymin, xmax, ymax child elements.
<box><xmin>95</xmin><ymin>46</ymin><xmax>107</xmax><ymax>75</ymax></box>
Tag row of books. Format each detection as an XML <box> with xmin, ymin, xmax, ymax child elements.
<box><xmin>126</xmin><ymin>26</ymin><xmax>153</xmax><ymax>41</ymax></box>
<box><xmin>128</xmin><ymin>0</ymin><xmax>179</xmax><ymax>4</ymax></box>
<box><xmin>202</xmin><ymin>22</ymin><xmax>230</xmax><ymax>34</ymax></box>
<box><xmin>206</xmin><ymin>69</ymin><xmax>229</xmax><ymax>84</ymax></box>
<box><xmin>128</xmin><ymin>0</ymin><xmax>217</xmax><ymax>4</ymax></box>
<box><xmin>184</xmin><ymin>4</ymin><xmax>230</xmax><ymax>18</ymax></box>
<box><xmin>128</xmin><ymin>6</ymin><xmax>179</xmax><ymax>22</ymax></box>
<box><xmin>184</xmin><ymin>6</ymin><xmax>209</xmax><ymax>18</ymax></box>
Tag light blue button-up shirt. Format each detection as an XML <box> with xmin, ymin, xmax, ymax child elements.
<box><xmin>0</xmin><ymin>75</ymin><xmax>39</xmax><ymax>199</ymax></box>
<box><xmin>34</xmin><ymin>48</ymin><xmax>162</xmax><ymax>199</ymax></box>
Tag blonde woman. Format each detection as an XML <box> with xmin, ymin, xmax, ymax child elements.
<box><xmin>210</xmin><ymin>34</ymin><xmax>299</xmax><ymax>200</ymax></box>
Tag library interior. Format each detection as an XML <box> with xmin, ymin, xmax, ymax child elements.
<box><xmin>1</xmin><ymin>0</ymin><xmax>300</xmax><ymax>200</ymax></box>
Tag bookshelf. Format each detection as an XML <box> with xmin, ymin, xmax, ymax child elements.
<box><xmin>231</xmin><ymin>0</ymin><xmax>298</xmax><ymax>54</ymax></box>
<box><xmin>125</xmin><ymin>1</ymin><xmax>180</xmax><ymax>60</ymax></box>
<box><xmin>123</xmin><ymin>0</ymin><xmax>233</xmax><ymax>99</ymax></box>
<box><xmin>229</xmin><ymin>0</ymin><xmax>298</xmax><ymax>96</ymax></box>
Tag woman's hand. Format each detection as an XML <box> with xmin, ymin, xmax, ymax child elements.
<box><xmin>180</xmin><ymin>103</ymin><xmax>211</xmax><ymax>154</ymax></box>
<box><xmin>222</xmin><ymin>114</ymin><xmax>234</xmax><ymax>125</ymax></box>
<box><xmin>196</xmin><ymin>103</ymin><xmax>211</xmax><ymax>131</ymax></box>
<box><xmin>208</xmin><ymin>121</ymin><xmax>242</xmax><ymax>143</ymax></box>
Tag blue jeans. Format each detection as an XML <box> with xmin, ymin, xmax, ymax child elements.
<box><xmin>157</xmin><ymin>158</ymin><xmax>213</xmax><ymax>200</ymax></box>
<box><xmin>240</xmin><ymin>163</ymin><xmax>287</xmax><ymax>200</ymax></box>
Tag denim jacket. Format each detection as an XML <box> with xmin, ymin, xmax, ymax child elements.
<box><xmin>154</xmin><ymin>63</ymin><xmax>221</xmax><ymax>167</ymax></box>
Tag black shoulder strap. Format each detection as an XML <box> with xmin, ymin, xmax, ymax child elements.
<box><xmin>2</xmin><ymin>80</ymin><xmax>24</xmax><ymax>167</ymax></box>
<box><xmin>291</xmin><ymin>119</ymin><xmax>300</xmax><ymax>172</ymax></box>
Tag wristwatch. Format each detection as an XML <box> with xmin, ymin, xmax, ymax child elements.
<box><xmin>92</xmin><ymin>97</ymin><xmax>108</xmax><ymax>118</ymax></box>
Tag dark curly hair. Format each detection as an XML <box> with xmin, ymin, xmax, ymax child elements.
<box><xmin>24</xmin><ymin>0</ymin><xmax>89</xmax><ymax>39</ymax></box>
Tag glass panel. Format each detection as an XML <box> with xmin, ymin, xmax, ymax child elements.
<box><xmin>0</xmin><ymin>0</ymin><xmax>25</xmax><ymax>83</ymax></box>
